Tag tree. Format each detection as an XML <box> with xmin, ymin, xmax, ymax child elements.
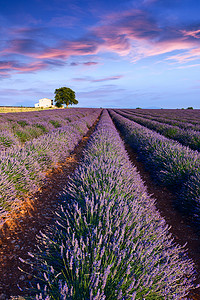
<box><xmin>54</xmin><ymin>87</ymin><xmax>78</xmax><ymax>108</ymax></box>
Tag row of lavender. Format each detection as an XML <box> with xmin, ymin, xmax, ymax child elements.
<box><xmin>120</xmin><ymin>109</ymin><xmax>200</xmax><ymax>132</ymax></box>
<box><xmin>125</xmin><ymin>109</ymin><xmax>200</xmax><ymax>128</ymax></box>
<box><xmin>0</xmin><ymin>108</ymin><xmax>96</xmax><ymax>150</ymax></box>
<box><xmin>23</xmin><ymin>110</ymin><xmax>196</xmax><ymax>299</ymax></box>
<box><xmin>109</xmin><ymin>110</ymin><xmax>200</xmax><ymax>227</ymax></box>
<box><xmin>0</xmin><ymin>109</ymin><xmax>101</xmax><ymax>224</ymax></box>
<box><xmin>115</xmin><ymin>109</ymin><xmax>200</xmax><ymax>151</ymax></box>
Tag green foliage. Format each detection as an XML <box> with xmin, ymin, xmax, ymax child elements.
<box><xmin>164</xmin><ymin>127</ymin><xmax>178</xmax><ymax>138</ymax></box>
<box><xmin>187</xmin><ymin>107</ymin><xmax>193</xmax><ymax>109</ymax></box>
<box><xmin>65</xmin><ymin>117</ymin><xmax>72</xmax><ymax>122</ymax></box>
<box><xmin>26</xmin><ymin>127</ymin><xmax>44</xmax><ymax>139</ymax></box>
<box><xmin>0</xmin><ymin>136</ymin><xmax>13</xmax><ymax>147</ymax></box>
<box><xmin>54</xmin><ymin>87</ymin><xmax>78</xmax><ymax>108</ymax></box>
<box><xmin>14</xmin><ymin>130</ymin><xmax>30</xmax><ymax>143</ymax></box>
<box><xmin>34</xmin><ymin>123</ymin><xmax>48</xmax><ymax>132</ymax></box>
<box><xmin>49</xmin><ymin>120</ymin><xmax>61</xmax><ymax>128</ymax></box>
<box><xmin>17</xmin><ymin>120</ymin><xmax>29</xmax><ymax>127</ymax></box>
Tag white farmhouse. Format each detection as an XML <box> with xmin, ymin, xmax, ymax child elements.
<box><xmin>35</xmin><ymin>98</ymin><xmax>54</xmax><ymax>108</ymax></box>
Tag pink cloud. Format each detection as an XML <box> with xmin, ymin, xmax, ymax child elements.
<box><xmin>182</xmin><ymin>29</ymin><xmax>200</xmax><ymax>39</ymax></box>
<box><xmin>91</xmin><ymin>9</ymin><xmax>200</xmax><ymax>62</ymax></box>
<box><xmin>173</xmin><ymin>63</ymin><xmax>200</xmax><ymax>69</ymax></box>
<box><xmin>99</xmin><ymin>35</ymin><xmax>131</xmax><ymax>56</ymax></box>
<box><xmin>131</xmin><ymin>40</ymin><xmax>197</xmax><ymax>62</ymax></box>
<box><xmin>0</xmin><ymin>60</ymin><xmax>47</xmax><ymax>74</ymax></box>
<box><xmin>2</xmin><ymin>9</ymin><xmax>200</xmax><ymax>77</ymax></box>
<box><xmin>15</xmin><ymin>62</ymin><xmax>47</xmax><ymax>73</ymax></box>
<box><xmin>165</xmin><ymin>46</ymin><xmax>200</xmax><ymax>63</ymax></box>
<box><xmin>28</xmin><ymin>11</ymin><xmax>199</xmax><ymax>65</ymax></box>
<box><xmin>36</xmin><ymin>40</ymin><xmax>101</xmax><ymax>59</ymax></box>
<box><xmin>92</xmin><ymin>9</ymin><xmax>160</xmax><ymax>56</ymax></box>
<box><xmin>0</xmin><ymin>38</ymin><xmax>45</xmax><ymax>57</ymax></box>
<box><xmin>0</xmin><ymin>61</ymin><xmax>14</xmax><ymax>70</ymax></box>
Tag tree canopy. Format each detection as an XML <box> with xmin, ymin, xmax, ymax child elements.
<box><xmin>54</xmin><ymin>87</ymin><xmax>78</xmax><ymax>108</ymax></box>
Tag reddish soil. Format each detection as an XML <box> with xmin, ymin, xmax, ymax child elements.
<box><xmin>0</xmin><ymin>115</ymin><xmax>101</xmax><ymax>298</ymax></box>
<box><xmin>122</xmin><ymin>141</ymin><xmax>200</xmax><ymax>300</ymax></box>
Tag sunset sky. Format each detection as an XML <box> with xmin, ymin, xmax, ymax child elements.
<box><xmin>0</xmin><ymin>0</ymin><xmax>200</xmax><ymax>108</ymax></box>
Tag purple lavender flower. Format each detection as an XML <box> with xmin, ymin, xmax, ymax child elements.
<box><xmin>24</xmin><ymin>110</ymin><xmax>197</xmax><ymax>299</ymax></box>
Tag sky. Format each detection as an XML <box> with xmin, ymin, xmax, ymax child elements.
<box><xmin>0</xmin><ymin>0</ymin><xmax>200</xmax><ymax>109</ymax></box>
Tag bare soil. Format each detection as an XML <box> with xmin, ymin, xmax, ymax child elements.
<box><xmin>0</xmin><ymin>115</ymin><xmax>101</xmax><ymax>298</ymax></box>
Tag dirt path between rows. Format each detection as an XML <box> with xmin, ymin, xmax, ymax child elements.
<box><xmin>118</xmin><ymin>135</ymin><xmax>200</xmax><ymax>299</ymax></box>
<box><xmin>0</xmin><ymin>115</ymin><xmax>101</xmax><ymax>299</ymax></box>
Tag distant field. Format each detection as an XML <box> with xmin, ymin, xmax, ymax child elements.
<box><xmin>0</xmin><ymin>106</ymin><xmax>60</xmax><ymax>113</ymax></box>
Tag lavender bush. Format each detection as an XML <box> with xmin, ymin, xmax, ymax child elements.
<box><xmin>115</xmin><ymin>110</ymin><xmax>200</xmax><ymax>151</ymax></box>
<box><xmin>0</xmin><ymin>110</ymin><xmax>100</xmax><ymax>222</ymax></box>
<box><xmin>0</xmin><ymin>108</ymin><xmax>98</xmax><ymax>150</ymax></box>
<box><xmin>120</xmin><ymin>109</ymin><xmax>200</xmax><ymax>129</ymax></box>
<box><xmin>23</xmin><ymin>110</ymin><xmax>196</xmax><ymax>299</ymax></box>
<box><xmin>109</xmin><ymin>110</ymin><xmax>200</xmax><ymax>225</ymax></box>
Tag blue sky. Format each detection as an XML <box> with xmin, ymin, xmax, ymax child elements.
<box><xmin>0</xmin><ymin>0</ymin><xmax>200</xmax><ymax>108</ymax></box>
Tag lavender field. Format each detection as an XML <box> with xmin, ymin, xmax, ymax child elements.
<box><xmin>114</xmin><ymin>109</ymin><xmax>200</xmax><ymax>151</ymax></box>
<box><xmin>0</xmin><ymin>108</ymin><xmax>200</xmax><ymax>299</ymax></box>
<box><xmin>110</xmin><ymin>110</ymin><xmax>200</xmax><ymax>225</ymax></box>
<box><xmin>0</xmin><ymin>108</ymin><xmax>100</xmax><ymax>223</ymax></box>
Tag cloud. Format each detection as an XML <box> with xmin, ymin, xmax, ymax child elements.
<box><xmin>0</xmin><ymin>61</ymin><xmax>15</xmax><ymax>70</ymax></box>
<box><xmin>0</xmin><ymin>60</ymin><xmax>48</xmax><ymax>75</ymax></box>
<box><xmin>87</xmin><ymin>9</ymin><xmax>200</xmax><ymax>62</ymax></box>
<box><xmin>0</xmin><ymin>9</ymin><xmax>163</xmax><ymax>64</ymax></box>
<box><xmin>43</xmin><ymin>59</ymin><xmax>66</xmax><ymax>66</ymax></box>
<box><xmin>10</xmin><ymin>27</ymin><xmax>46</xmax><ymax>37</ymax></box>
<box><xmin>1</xmin><ymin>38</ymin><xmax>46</xmax><ymax>56</ymax></box>
<box><xmin>15</xmin><ymin>62</ymin><xmax>48</xmax><ymax>73</ymax></box>
<box><xmin>1</xmin><ymin>7</ymin><xmax>200</xmax><ymax>78</ymax></box>
<box><xmin>70</xmin><ymin>62</ymin><xmax>79</xmax><ymax>66</ymax></box>
<box><xmin>165</xmin><ymin>46</ymin><xmax>200</xmax><ymax>64</ymax></box>
<box><xmin>182</xmin><ymin>29</ymin><xmax>200</xmax><ymax>39</ymax></box>
<box><xmin>73</xmin><ymin>75</ymin><xmax>123</xmax><ymax>82</ymax></box>
<box><xmin>36</xmin><ymin>39</ymin><xmax>102</xmax><ymax>59</ymax></box>
<box><xmin>77</xmin><ymin>85</ymin><xmax>126</xmax><ymax>99</ymax></box>
<box><xmin>83</xmin><ymin>61</ymin><xmax>99</xmax><ymax>66</ymax></box>
<box><xmin>70</xmin><ymin>61</ymin><xmax>99</xmax><ymax>66</ymax></box>
<box><xmin>92</xmin><ymin>75</ymin><xmax>123</xmax><ymax>82</ymax></box>
<box><xmin>129</xmin><ymin>39</ymin><xmax>198</xmax><ymax>62</ymax></box>
<box><xmin>172</xmin><ymin>63</ymin><xmax>200</xmax><ymax>69</ymax></box>
<box><xmin>91</xmin><ymin>9</ymin><xmax>161</xmax><ymax>56</ymax></box>
<box><xmin>11</xmin><ymin>10</ymin><xmax>196</xmax><ymax>65</ymax></box>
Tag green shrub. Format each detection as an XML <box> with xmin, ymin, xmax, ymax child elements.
<box><xmin>0</xmin><ymin>136</ymin><xmax>13</xmax><ymax>147</ymax></box>
<box><xmin>65</xmin><ymin>117</ymin><xmax>72</xmax><ymax>122</ymax></box>
<box><xmin>17</xmin><ymin>120</ymin><xmax>29</xmax><ymax>127</ymax></box>
<box><xmin>49</xmin><ymin>120</ymin><xmax>61</xmax><ymax>128</ymax></box>
<box><xmin>14</xmin><ymin>130</ymin><xmax>30</xmax><ymax>143</ymax></box>
<box><xmin>34</xmin><ymin>123</ymin><xmax>48</xmax><ymax>132</ymax></box>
